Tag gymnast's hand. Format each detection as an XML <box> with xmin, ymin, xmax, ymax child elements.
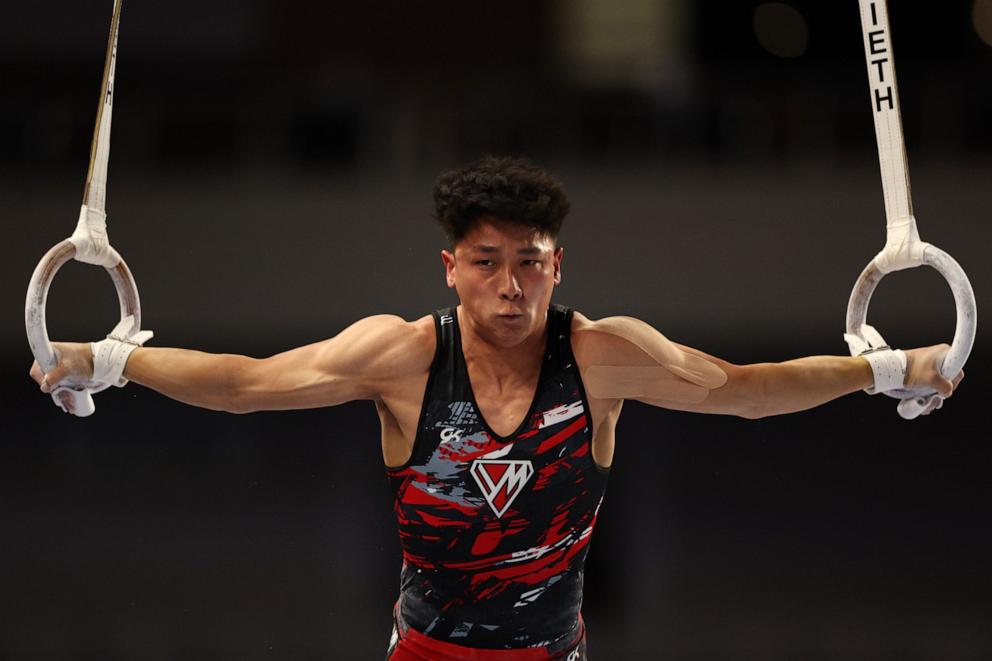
<box><xmin>902</xmin><ymin>343</ymin><xmax>965</xmax><ymax>415</ymax></box>
<box><xmin>29</xmin><ymin>342</ymin><xmax>94</xmax><ymax>395</ymax></box>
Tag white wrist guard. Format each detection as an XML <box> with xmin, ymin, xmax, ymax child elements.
<box><xmin>860</xmin><ymin>347</ymin><xmax>907</xmax><ymax>394</ymax></box>
<box><xmin>843</xmin><ymin>323</ymin><xmax>907</xmax><ymax>394</ymax></box>
<box><xmin>90</xmin><ymin>315</ymin><xmax>153</xmax><ymax>387</ymax></box>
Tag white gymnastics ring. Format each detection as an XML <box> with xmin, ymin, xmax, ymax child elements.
<box><xmin>25</xmin><ymin>239</ymin><xmax>142</xmax><ymax>417</ymax></box>
<box><xmin>846</xmin><ymin>245</ymin><xmax>976</xmax><ymax>418</ymax></box>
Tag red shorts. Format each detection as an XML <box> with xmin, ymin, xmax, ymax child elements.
<box><xmin>385</xmin><ymin>609</ymin><xmax>587</xmax><ymax>660</ymax></box>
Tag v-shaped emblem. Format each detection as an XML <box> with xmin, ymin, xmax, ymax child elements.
<box><xmin>470</xmin><ymin>459</ymin><xmax>534</xmax><ymax>518</ymax></box>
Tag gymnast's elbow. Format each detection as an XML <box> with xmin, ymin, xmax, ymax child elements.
<box><xmin>724</xmin><ymin>363</ymin><xmax>773</xmax><ymax>420</ymax></box>
<box><xmin>217</xmin><ymin>355</ymin><xmax>352</xmax><ymax>414</ymax></box>
<box><xmin>217</xmin><ymin>355</ymin><xmax>266</xmax><ymax>414</ymax></box>
<box><xmin>731</xmin><ymin>398</ymin><xmax>768</xmax><ymax>420</ymax></box>
<box><xmin>222</xmin><ymin>397</ymin><xmax>257</xmax><ymax>415</ymax></box>
<box><xmin>738</xmin><ymin>405</ymin><xmax>770</xmax><ymax>420</ymax></box>
<box><xmin>732</xmin><ymin>362</ymin><xmax>814</xmax><ymax>420</ymax></box>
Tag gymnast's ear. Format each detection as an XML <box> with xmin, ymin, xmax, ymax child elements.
<box><xmin>553</xmin><ymin>246</ymin><xmax>563</xmax><ymax>284</ymax></box>
<box><xmin>441</xmin><ymin>249</ymin><xmax>456</xmax><ymax>288</ymax></box>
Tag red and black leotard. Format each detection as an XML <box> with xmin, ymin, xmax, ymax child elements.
<box><xmin>386</xmin><ymin>304</ymin><xmax>610</xmax><ymax>651</ymax></box>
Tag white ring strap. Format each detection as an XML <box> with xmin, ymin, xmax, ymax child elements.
<box><xmin>83</xmin><ymin>0</ymin><xmax>121</xmax><ymax>214</ymax></box>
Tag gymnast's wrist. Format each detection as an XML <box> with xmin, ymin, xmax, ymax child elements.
<box><xmin>858</xmin><ymin>348</ymin><xmax>907</xmax><ymax>394</ymax></box>
<box><xmin>90</xmin><ymin>336</ymin><xmax>152</xmax><ymax>388</ymax></box>
<box><xmin>851</xmin><ymin>355</ymin><xmax>874</xmax><ymax>391</ymax></box>
<box><xmin>121</xmin><ymin>346</ymin><xmax>145</xmax><ymax>382</ymax></box>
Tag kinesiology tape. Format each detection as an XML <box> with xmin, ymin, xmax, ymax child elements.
<box><xmin>577</xmin><ymin>316</ymin><xmax>727</xmax><ymax>403</ymax></box>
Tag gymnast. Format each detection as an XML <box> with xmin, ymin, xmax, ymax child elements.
<box><xmin>30</xmin><ymin>156</ymin><xmax>964</xmax><ymax>660</ymax></box>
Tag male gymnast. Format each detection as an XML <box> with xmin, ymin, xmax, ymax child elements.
<box><xmin>30</xmin><ymin>156</ymin><xmax>963</xmax><ymax>660</ymax></box>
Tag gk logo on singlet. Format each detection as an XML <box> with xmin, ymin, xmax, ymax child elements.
<box><xmin>470</xmin><ymin>459</ymin><xmax>534</xmax><ymax>518</ymax></box>
<box><xmin>439</xmin><ymin>426</ymin><xmax>463</xmax><ymax>444</ymax></box>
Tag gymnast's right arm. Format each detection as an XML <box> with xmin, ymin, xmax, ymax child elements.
<box><xmin>30</xmin><ymin>315</ymin><xmax>435</xmax><ymax>414</ymax></box>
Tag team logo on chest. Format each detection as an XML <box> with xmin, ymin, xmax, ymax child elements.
<box><xmin>470</xmin><ymin>459</ymin><xmax>534</xmax><ymax>518</ymax></box>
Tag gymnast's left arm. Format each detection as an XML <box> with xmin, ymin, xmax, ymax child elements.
<box><xmin>572</xmin><ymin>314</ymin><xmax>964</xmax><ymax>419</ymax></box>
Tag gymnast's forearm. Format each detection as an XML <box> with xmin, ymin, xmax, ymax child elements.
<box><xmin>124</xmin><ymin>347</ymin><xmax>255</xmax><ymax>412</ymax></box>
<box><xmin>750</xmin><ymin>356</ymin><xmax>873</xmax><ymax>418</ymax></box>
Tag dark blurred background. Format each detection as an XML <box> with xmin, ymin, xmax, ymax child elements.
<box><xmin>2</xmin><ymin>1</ymin><xmax>991</xmax><ymax>658</ymax></box>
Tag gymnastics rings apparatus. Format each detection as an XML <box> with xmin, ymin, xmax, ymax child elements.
<box><xmin>844</xmin><ymin>0</ymin><xmax>977</xmax><ymax>420</ymax></box>
<box><xmin>25</xmin><ymin>0</ymin><xmax>149</xmax><ymax>417</ymax></box>
<box><xmin>23</xmin><ymin>1</ymin><xmax>976</xmax><ymax>421</ymax></box>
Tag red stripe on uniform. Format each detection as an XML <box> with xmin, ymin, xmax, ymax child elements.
<box><xmin>535</xmin><ymin>416</ymin><xmax>586</xmax><ymax>454</ymax></box>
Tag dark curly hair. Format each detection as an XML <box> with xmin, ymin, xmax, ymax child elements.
<box><xmin>433</xmin><ymin>155</ymin><xmax>571</xmax><ymax>245</ymax></box>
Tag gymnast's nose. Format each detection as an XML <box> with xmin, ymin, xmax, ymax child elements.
<box><xmin>498</xmin><ymin>266</ymin><xmax>522</xmax><ymax>301</ymax></box>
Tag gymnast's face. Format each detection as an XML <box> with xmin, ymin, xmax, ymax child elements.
<box><xmin>441</xmin><ymin>217</ymin><xmax>563</xmax><ymax>348</ymax></box>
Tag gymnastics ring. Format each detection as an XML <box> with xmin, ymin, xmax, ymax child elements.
<box><xmin>25</xmin><ymin>238</ymin><xmax>142</xmax><ymax>417</ymax></box>
<box><xmin>846</xmin><ymin>245</ymin><xmax>976</xmax><ymax>419</ymax></box>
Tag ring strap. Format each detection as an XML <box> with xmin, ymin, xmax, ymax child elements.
<box><xmin>858</xmin><ymin>0</ymin><xmax>929</xmax><ymax>273</ymax></box>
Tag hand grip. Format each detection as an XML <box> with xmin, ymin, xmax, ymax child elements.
<box><xmin>897</xmin><ymin>394</ymin><xmax>942</xmax><ymax>420</ymax></box>
<box><xmin>51</xmin><ymin>385</ymin><xmax>96</xmax><ymax>417</ymax></box>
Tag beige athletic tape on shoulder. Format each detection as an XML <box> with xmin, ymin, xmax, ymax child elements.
<box><xmin>584</xmin><ymin>366</ymin><xmax>712</xmax><ymax>403</ymax></box>
<box><xmin>578</xmin><ymin>316</ymin><xmax>727</xmax><ymax>403</ymax></box>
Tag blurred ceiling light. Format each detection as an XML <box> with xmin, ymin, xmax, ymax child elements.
<box><xmin>552</xmin><ymin>0</ymin><xmax>687</xmax><ymax>90</ymax></box>
<box><xmin>753</xmin><ymin>2</ymin><xmax>809</xmax><ymax>58</ymax></box>
<box><xmin>975</xmin><ymin>0</ymin><xmax>992</xmax><ymax>47</ymax></box>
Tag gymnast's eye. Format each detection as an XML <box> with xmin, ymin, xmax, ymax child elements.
<box><xmin>475</xmin><ymin>259</ymin><xmax>495</xmax><ymax>267</ymax></box>
<box><xmin>522</xmin><ymin>259</ymin><xmax>541</xmax><ymax>266</ymax></box>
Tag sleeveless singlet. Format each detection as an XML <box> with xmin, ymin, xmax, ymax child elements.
<box><xmin>386</xmin><ymin>304</ymin><xmax>610</xmax><ymax>650</ymax></box>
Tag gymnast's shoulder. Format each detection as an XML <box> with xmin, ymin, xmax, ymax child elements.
<box><xmin>568</xmin><ymin>310</ymin><xmax>730</xmax><ymax>402</ymax></box>
<box><xmin>569</xmin><ymin>310</ymin><xmax>674</xmax><ymax>365</ymax></box>
<box><xmin>322</xmin><ymin>313</ymin><xmax>436</xmax><ymax>378</ymax></box>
